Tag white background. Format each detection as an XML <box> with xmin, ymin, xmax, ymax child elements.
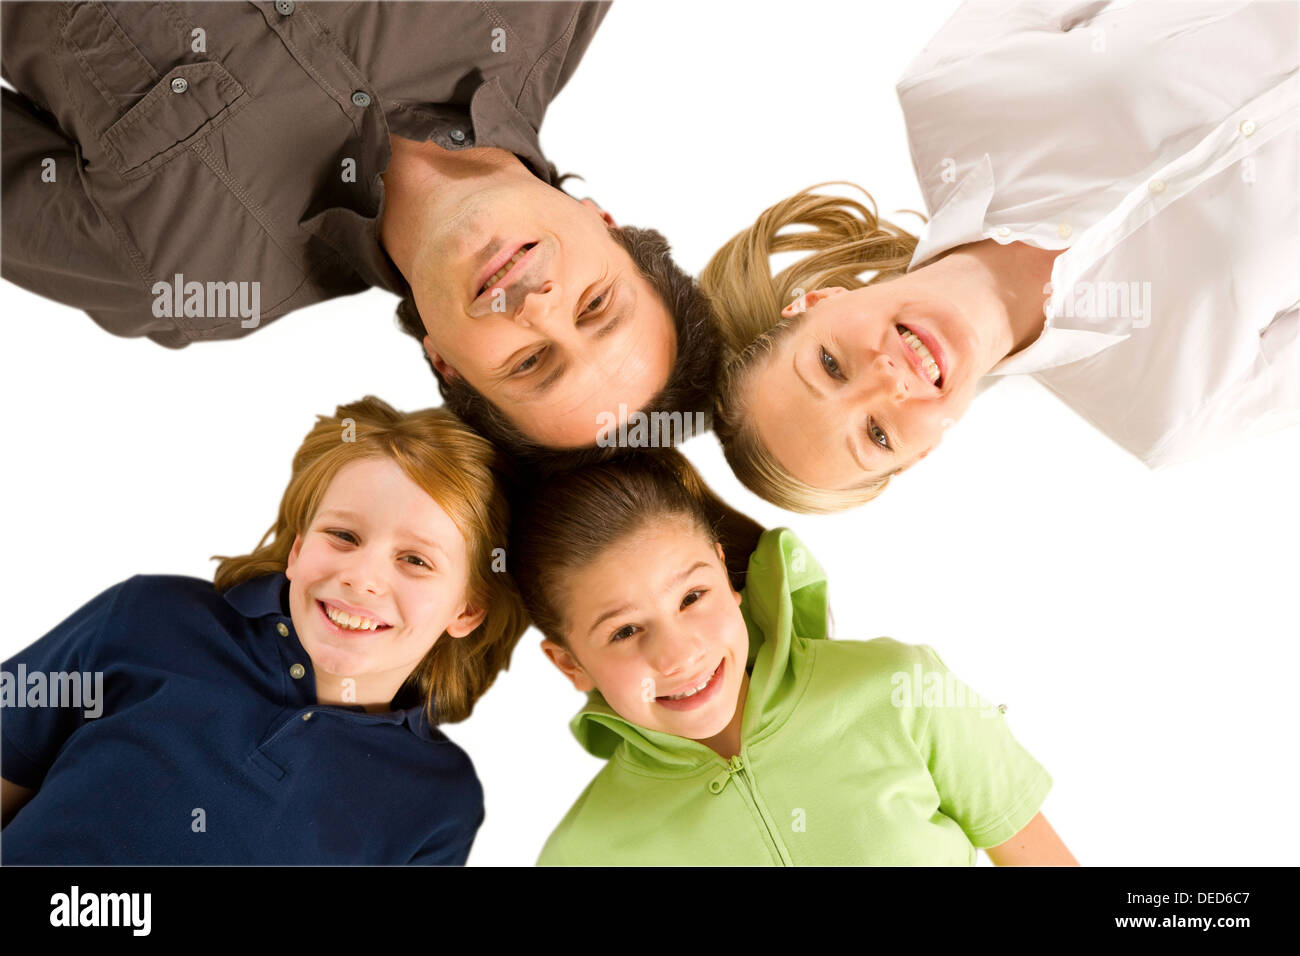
<box><xmin>2</xmin><ymin>0</ymin><xmax>1298</xmax><ymax>866</ymax></box>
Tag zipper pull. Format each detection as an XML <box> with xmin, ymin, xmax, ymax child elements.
<box><xmin>707</xmin><ymin>754</ymin><xmax>745</xmax><ymax>794</ymax></box>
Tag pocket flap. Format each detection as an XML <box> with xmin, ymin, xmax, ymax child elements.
<box><xmin>101</xmin><ymin>62</ymin><xmax>248</xmax><ymax>177</ymax></box>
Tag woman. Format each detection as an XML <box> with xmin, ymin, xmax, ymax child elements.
<box><xmin>0</xmin><ymin>396</ymin><xmax>526</xmax><ymax>864</ymax></box>
<box><xmin>701</xmin><ymin>0</ymin><xmax>1298</xmax><ymax>513</ymax></box>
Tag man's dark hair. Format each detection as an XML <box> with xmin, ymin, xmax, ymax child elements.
<box><xmin>394</xmin><ymin>223</ymin><xmax>720</xmax><ymax>476</ymax></box>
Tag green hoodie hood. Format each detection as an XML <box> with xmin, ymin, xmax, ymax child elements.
<box><xmin>569</xmin><ymin>527</ymin><xmax>826</xmax><ymax>768</ymax></box>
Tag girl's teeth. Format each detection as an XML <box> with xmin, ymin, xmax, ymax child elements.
<box><xmin>664</xmin><ymin>675</ymin><xmax>712</xmax><ymax>700</ymax></box>
<box><xmin>899</xmin><ymin>327</ymin><xmax>941</xmax><ymax>384</ymax></box>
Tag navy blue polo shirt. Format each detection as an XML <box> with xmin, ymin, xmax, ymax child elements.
<box><xmin>1</xmin><ymin>573</ymin><xmax>483</xmax><ymax>864</ymax></box>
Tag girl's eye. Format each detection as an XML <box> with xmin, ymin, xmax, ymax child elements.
<box><xmin>681</xmin><ymin>588</ymin><xmax>707</xmax><ymax>609</ymax></box>
<box><xmin>819</xmin><ymin>346</ymin><xmax>844</xmax><ymax>380</ymax></box>
<box><xmin>328</xmin><ymin>530</ymin><xmax>357</xmax><ymax>544</ymax></box>
<box><xmin>610</xmin><ymin>624</ymin><xmax>638</xmax><ymax>643</ymax></box>
<box><xmin>403</xmin><ymin>555</ymin><xmax>431</xmax><ymax>569</ymax></box>
<box><xmin>868</xmin><ymin>421</ymin><xmax>891</xmax><ymax>451</ymax></box>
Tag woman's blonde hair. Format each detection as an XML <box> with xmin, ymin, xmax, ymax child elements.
<box><xmin>700</xmin><ymin>183</ymin><xmax>924</xmax><ymax>514</ymax></box>
<box><xmin>213</xmin><ymin>396</ymin><xmax>527</xmax><ymax>724</ymax></box>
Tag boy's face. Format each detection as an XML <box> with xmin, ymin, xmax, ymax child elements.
<box><xmin>285</xmin><ymin>457</ymin><xmax>485</xmax><ymax>700</ymax></box>
<box><xmin>542</xmin><ymin>516</ymin><xmax>750</xmax><ymax>745</ymax></box>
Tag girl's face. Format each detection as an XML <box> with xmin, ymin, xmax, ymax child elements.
<box><xmin>747</xmin><ymin>281</ymin><xmax>996</xmax><ymax>490</ymax></box>
<box><xmin>542</xmin><ymin>515</ymin><xmax>750</xmax><ymax>748</ymax></box>
<box><xmin>285</xmin><ymin>457</ymin><xmax>485</xmax><ymax>704</ymax></box>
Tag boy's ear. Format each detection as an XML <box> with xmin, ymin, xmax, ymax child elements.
<box><xmin>541</xmin><ymin>638</ymin><xmax>595</xmax><ymax>693</ymax></box>
<box><xmin>446</xmin><ymin>602</ymin><xmax>487</xmax><ymax>638</ymax></box>
<box><xmin>424</xmin><ymin>336</ymin><xmax>460</xmax><ymax>381</ymax></box>
<box><xmin>580</xmin><ymin>197</ymin><xmax>617</xmax><ymax>228</ymax></box>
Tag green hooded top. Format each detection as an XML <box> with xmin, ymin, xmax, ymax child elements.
<box><xmin>537</xmin><ymin>528</ymin><xmax>1052</xmax><ymax>865</ymax></box>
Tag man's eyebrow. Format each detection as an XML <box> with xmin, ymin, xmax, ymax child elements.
<box><xmin>314</xmin><ymin>509</ymin><xmax>449</xmax><ymax>558</ymax></box>
<box><xmin>793</xmin><ymin>351</ymin><xmax>824</xmax><ymax>399</ymax></box>
<box><xmin>586</xmin><ymin>560</ymin><xmax>711</xmax><ymax>639</ymax></box>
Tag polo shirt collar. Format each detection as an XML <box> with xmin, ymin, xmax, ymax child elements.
<box><xmin>220</xmin><ymin>572</ymin><xmax>442</xmax><ymax>739</ymax></box>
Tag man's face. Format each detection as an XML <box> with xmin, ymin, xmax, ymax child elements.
<box><xmin>413</xmin><ymin>184</ymin><xmax>676</xmax><ymax>448</ymax></box>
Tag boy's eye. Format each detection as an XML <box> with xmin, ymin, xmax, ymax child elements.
<box><xmin>681</xmin><ymin>588</ymin><xmax>706</xmax><ymax>609</ymax></box>
<box><xmin>610</xmin><ymin>624</ymin><xmax>638</xmax><ymax>643</ymax></box>
<box><xmin>819</xmin><ymin>346</ymin><xmax>843</xmax><ymax>380</ymax></box>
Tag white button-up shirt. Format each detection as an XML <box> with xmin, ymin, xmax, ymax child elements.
<box><xmin>896</xmin><ymin>0</ymin><xmax>1299</xmax><ymax>468</ymax></box>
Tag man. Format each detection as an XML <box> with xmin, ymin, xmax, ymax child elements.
<box><xmin>1</xmin><ymin>1</ymin><xmax>717</xmax><ymax>454</ymax></box>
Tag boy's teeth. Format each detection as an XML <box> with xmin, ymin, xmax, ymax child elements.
<box><xmin>479</xmin><ymin>244</ymin><xmax>534</xmax><ymax>294</ymax></box>
<box><xmin>898</xmin><ymin>326</ymin><xmax>941</xmax><ymax>384</ymax></box>
<box><xmin>324</xmin><ymin>604</ymin><xmax>382</xmax><ymax>631</ymax></box>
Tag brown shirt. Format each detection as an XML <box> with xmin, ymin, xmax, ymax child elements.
<box><xmin>1</xmin><ymin>0</ymin><xmax>609</xmax><ymax>346</ymax></box>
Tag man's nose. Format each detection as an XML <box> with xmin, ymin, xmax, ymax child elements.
<box><xmin>511</xmin><ymin>280</ymin><xmax>558</xmax><ymax>329</ymax></box>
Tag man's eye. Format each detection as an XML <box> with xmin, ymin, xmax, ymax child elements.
<box><xmin>868</xmin><ymin>421</ymin><xmax>891</xmax><ymax>450</ymax></box>
<box><xmin>583</xmin><ymin>293</ymin><xmax>606</xmax><ymax>315</ymax></box>
<box><xmin>820</xmin><ymin>347</ymin><xmax>843</xmax><ymax>380</ymax></box>
<box><xmin>512</xmin><ymin>349</ymin><xmax>544</xmax><ymax>375</ymax></box>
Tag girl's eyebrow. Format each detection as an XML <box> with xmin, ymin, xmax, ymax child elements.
<box><xmin>585</xmin><ymin>560</ymin><xmax>712</xmax><ymax>639</ymax></box>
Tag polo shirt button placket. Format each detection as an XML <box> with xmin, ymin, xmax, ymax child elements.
<box><xmin>276</xmin><ymin>622</ymin><xmax>289</xmax><ymax>637</ymax></box>
<box><xmin>289</xmin><ymin>663</ymin><xmax>306</xmax><ymax>680</ymax></box>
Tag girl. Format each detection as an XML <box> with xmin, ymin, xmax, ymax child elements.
<box><xmin>0</xmin><ymin>396</ymin><xmax>526</xmax><ymax>864</ymax></box>
<box><xmin>700</xmin><ymin>0</ymin><xmax>1298</xmax><ymax>513</ymax></box>
<box><xmin>509</xmin><ymin>450</ymin><xmax>1075</xmax><ymax>865</ymax></box>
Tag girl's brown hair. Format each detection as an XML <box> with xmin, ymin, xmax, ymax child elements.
<box><xmin>699</xmin><ymin>183</ymin><xmax>924</xmax><ymax>513</ymax></box>
<box><xmin>508</xmin><ymin>450</ymin><xmax>764</xmax><ymax>645</ymax></box>
<box><xmin>213</xmin><ymin>396</ymin><xmax>527</xmax><ymax>723</ymax></box>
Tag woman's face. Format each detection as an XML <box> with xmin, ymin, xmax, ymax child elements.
<box><xmin>285</xmin><ymin>457</ymin><xmax>485</xmax><ymax>701</ymax></box>
<box><xmin>747</xmin><ymin>280</ymin><xmax>1000</xmax><ymax>490</ymax></box>
<box><xmin>543</xmin><ymin>515</ymin><xmax>750</xmax><ymax>748</ymax></box>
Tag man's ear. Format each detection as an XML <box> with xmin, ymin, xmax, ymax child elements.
<box><xmin>445</xmin><ymin>602</ymin><xmax>487</xmax><ymax>638</ymax></box>
<box><xmin>580</xmin><ymin>197</ymin><xmax>617</xmax><ymax>228</ymax></box>
<box><xmin>781</xmin><ymin>286</ymin><xmax>848</xmax><ymax>318</ymax></box>
<box><xmin>423</xmin><ymin>336</ymin><xmax>460</xmax><ymax>381</ymax></box>
<box><xmin>541</xmin><ymin>638</ymin><xmax>595</xmax><ymax>693</ymax></box>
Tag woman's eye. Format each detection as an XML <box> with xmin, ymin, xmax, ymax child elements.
<box><xmin>819</xmin><ymin>346</ymin><xmax>843</xmax><ymax>380</ymax></box>
<box><xmin>681</xmin><ymin>588</ymin><xmax>707</xmax><ymax>609</ymax></box>
<box><xmin>868</xmin><ymin>421</ymin><xmax>891</xmax><ymax>450</ymax></box>
<box><xmin>610</xmin><ymin>624</ymin><xmax>638</xmax><ymax>643</ymax></box>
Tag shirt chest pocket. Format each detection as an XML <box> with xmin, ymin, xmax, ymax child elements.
<box><xmin>61</xmin><ymin>0</ymin><xmax>250</xmax><ymax>181</ymax></box>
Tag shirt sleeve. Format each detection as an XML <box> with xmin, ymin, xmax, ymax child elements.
<box><xmin>910</xmin><ymin>643</ymin><xmax>1053</xmax><ymax>849</ymax></box>
<box><xmin>406</xmin><ymin>801</ymin><xmax>483</xmax><ymax>866</ymax></box>
<box><xmin>0</xmin><ymin>88</ymin><xmax>169</xmax><ymax>345</ymax></box>
<box><xmin>1</xmin><ymin>579</ymin><xmax>131</xmax><ymax>789</ymax></box>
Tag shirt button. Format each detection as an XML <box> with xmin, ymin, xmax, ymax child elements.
<box><xmin>449</xmin><ymin>129</ymin><xmax>467</xmax><ymax>144</ymax></box>
<box><xmin>1148</xmin><ymin>179</ymin><xmax>1166</xmax><ymax>194</ymax></box>
<box><xmin>995</xmin><ymin>226</ymin><xmax>1011</xmax><ymax>239</ymax></box>
<box><xmin>1240</xmin><ymin>119</ymin><xmax>1256</xmax><ymax>137</ymax></box>
<box><xmin>170</xmin><ymin>77</ymin><xmax>188</xmax><ymax>94</ymax></box>
<box><xmin>1057</xmin><ymin>223</ymin><xmax>1072</xmax><ymax>239</ymax></box>
<box><xmin>351</xmin><ymin>91</ymin><xmax>372</xmax><ymax>108</ymax></box>
<box><xmin>302</xmin><ymin>712</ymin><xmax>313</xmax><ymax>721</ymax></box>
<box><xmin>276</xmin><ymin>622</ymin><xmax>289</xmax><ymax>637</ymax></box>
<box><xmin>289</xmin><ymin>663</ymin><xmax>306</xmax><ymax>679</ymax></box>
<box><xmin>274</xmin><ymin>0</ymin><xmax>295</xmax><ymax>14</ymax></box>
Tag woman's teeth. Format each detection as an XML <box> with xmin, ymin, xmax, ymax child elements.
<box><xmin>323</xmin><ymin>603</ymin><xmax>384</xmax><ymax>631</ymax></box>
<box><xmin>479</xmin><ymin>243</ymin><xmax>535</xmax><ymax>295</ymax></box>
<box><xmin>898</xmin><ymin>325</ymin><xmax>942</xmax><ymax>385</ymax></box>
